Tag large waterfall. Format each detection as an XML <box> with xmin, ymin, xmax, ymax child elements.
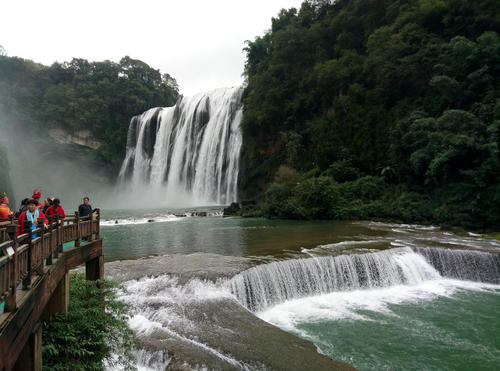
<box><xmin>228</xmin><ymin>247</ymin><xmax>500</xmax><ymax>312</ymax></box>
<box><xmin>118</xmin><ymin>87</ymin><xmax>243</xmax><ymax>205</ymax></box>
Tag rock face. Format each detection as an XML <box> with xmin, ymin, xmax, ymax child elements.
<box><xmin>48</xmin><ymin>127</ymin><xmax>102</xmax><ymax>150</ymax></box>
<box><xmin>223</xmin><ymin>202</ymin><xmax>241</xmax><ymax>216</ymax></box>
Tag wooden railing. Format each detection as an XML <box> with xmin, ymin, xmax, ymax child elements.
<box><xmin>0</xmin><ymin>210</ymin><xmax>100</xmax><ymax>312</ymax></box>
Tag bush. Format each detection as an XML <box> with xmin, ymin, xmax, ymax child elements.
<box><xmin>42</xmin><ymin>273</ymin><xmax>137</xmax><ymax>371</ymax></box>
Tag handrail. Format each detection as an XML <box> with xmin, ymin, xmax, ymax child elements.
<box><xmin>0</xmin><ymin>208</ymin><xmax>100</xmax><ymax>312</ymax></box>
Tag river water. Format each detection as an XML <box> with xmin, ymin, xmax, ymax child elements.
<box><xmin>100</xmin><ymin>209</ymin><xmax>500</xmax><ymax>370</ymax></box>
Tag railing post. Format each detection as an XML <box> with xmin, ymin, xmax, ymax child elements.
<box><xmin>5</xmin><ymin>235</ymin><xmax>18</xmax><ymax>312</ymax></box>
<box><xmin>96</xmin><ymin>208</ymin><xmax>100</xmax><ymax>240</ymax></box>
<box><xmin>46</xmin><ymin>221</ymin><xmax>53</xmax><ymax>265</ymax></box>
<box><xmin>75</xmin><ymin>211</ymin><xmax>80</xmax><ymax>247</ymax></box>
<box><xmin>88</xmin><ymin>211</ymin><xmax>94</xmax><ymax>243</ymax></box>
<box><xmin>54</xmin><ymin>214</ymin><xmax>60</xmax><ymax>258</ymax></box>
<box><xmin>23</xmin><ymin>229</ymin><xmax>33</xmax><ymax>289</ymax></box>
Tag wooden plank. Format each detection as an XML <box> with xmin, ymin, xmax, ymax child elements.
<box><xmin>86</xmin><ymin>255</ymin><xmax>104</xmax><ymax>282</ymax></box>
<box><xmin>44</xmin><ymin>272</ymin><xmax>69</xmax><ymax>320</ymax></box>
<box><xmin>13</xmin><ymin>323</ymin><xmax>42</xmax><ymax>371</ymax></box>
<box><xmin>0</xmin><ymin>240</ymin><xmax>102</xmax><ymax>370</ymax></box>
<box><xmin>65</xmin><ymin>240</ymin><xmax>103</xmax><ymax>271</ymax></box>
<box><xmin>0</xmin><ymin>257</ymin><xmax>66</xmax><ymax>370</ymax></box>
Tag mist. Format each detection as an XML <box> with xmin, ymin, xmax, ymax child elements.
<box><xmin>0</xmin><ymin>114</ymin><xmax>118</xmax><ymax>212</ymax></box>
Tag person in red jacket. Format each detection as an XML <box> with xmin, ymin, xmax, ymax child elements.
<box><xmin>17</xmin><ymin>199</ymin><xmax>48</xmax><ymax>238</ymax></box>
<box><xmin>45</xmin><ymin>198</ymin><xmax>66</xmax><ymax>221</ymax></box>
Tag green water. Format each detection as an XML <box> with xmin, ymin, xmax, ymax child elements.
<box><xmin>100</xmin><ymin>208</ymin><xmax>387</xmax><ymax>261</ymax></box>
<box><xmin>99</xmin><ymin>210</ymin><xmax>500</xmax><ymax>370</ymax></box>
<box><xmin>293</xmin><ymin>289</ymin><xmax>500</xmax><ymax>370</ymax></box>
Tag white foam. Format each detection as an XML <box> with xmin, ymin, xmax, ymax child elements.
<box><xmin>258</xmin><ymin>279</ymin><xmax>500</xmax><ymax>331</ymax></box>
<box><xmin>318</xmin><ymin>240</ymin><xmax>383</xmax><ymax>249</ymax></box>
<box><xmin>115</xmin><ymin>275</ymin><xmax>247</xmax><ymax>369</ymax></box>
<box><xmin>101</xmin><ymin>214</ymin><xmax>181</xmax><ymax>226</ymax></box>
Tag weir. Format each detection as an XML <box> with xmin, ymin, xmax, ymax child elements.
<box><xmin>228</xmin><ymin>247</ymin><xmax>500</xmax><ymax>312</ymax></box>
<box><xmin>118</xmin><ymin>87</ymin><xmax>243</xmax><ymax>205</ymax></box>
<box><xmin>0</xmin><ymin>211</ymin><xmax>103</xmax><ymax>371</ymax></box>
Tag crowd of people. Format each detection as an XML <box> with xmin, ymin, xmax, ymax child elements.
<box><xmin>0</xmin><ymin>188</ymin><xmax>96</xmax><ymax>239</ymax></box>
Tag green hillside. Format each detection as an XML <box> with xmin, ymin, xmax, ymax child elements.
<box><xmin>241</xmin><ymin>0</ymin><xmax>500</xmax><ymax>229</ymax></box>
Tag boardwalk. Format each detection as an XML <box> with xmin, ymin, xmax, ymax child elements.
<box><xmin>0</xmin><ymin>211</ymin><xmax>103</xmax><ymax>370</ymax></box>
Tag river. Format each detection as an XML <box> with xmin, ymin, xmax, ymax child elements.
<box><xmin>100</xmin><ymin>208</ymin><xmax>500</xmax><ymax>370</ymax></box>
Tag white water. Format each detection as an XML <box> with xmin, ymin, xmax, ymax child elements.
<box><xmin>258</xmin><ymin>279</ymin><xmax>500</xmax><ymax>334</ymax></box>
<box><xmin>118</xmin><ymin>87</ymin><xmax>243</xmax><ymax>206</ymax></box>
<box><xmin>112</xmin><ymin>244</ymin><xmax>499</xmax><ymax>369</ymax></box>
<box><xmin>228</xmin><ymin>247</ymin><xmax>500</xmax><ymax>312</ymax></box>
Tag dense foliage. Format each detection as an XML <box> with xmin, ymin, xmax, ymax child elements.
<box><xmin>0</xmin><ymin>55</ymin><xmax>179</xmax><ymax>172</ymax></box>
<box><xmin>242</xmin><ymin>0</ymin><xmax>500</xmax><ymax>228</ymax></box>
<box><xmin>42</xmin><ymin>274</ymin><xmax>137</xmax><ymax>371</ymax></box>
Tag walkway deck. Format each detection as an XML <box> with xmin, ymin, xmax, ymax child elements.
<box><xmin>0</xmin><ymin>211</ymin><xmax>103</xmax><ymax>370</ymax></box>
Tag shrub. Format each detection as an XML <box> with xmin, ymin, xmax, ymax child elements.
<box><xmin>42</xmin><ymin>273</ymin><xmax>137</xmax><ymax>371</ymax></box>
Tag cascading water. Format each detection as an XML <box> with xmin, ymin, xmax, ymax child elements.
<box><xmin>413</xmin><ymin>247</ymin><xmax>500</xmax><ymax>283</ymax></box>
<box><xmin>118</xmin><ymin>87</ymin><xmax>243</xmax><ymax>205</ymax></box>
<box><xmin>228</xmin><ymin>247</ymin><xmax>500</xmax><ymax>312</ymax></box>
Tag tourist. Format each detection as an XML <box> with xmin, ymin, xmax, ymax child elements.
<box><xmin>15</xmin><ymin>198</ymin><xmax>29</xmax><ymax>218</ymax></box>
<box><xmin>0</xmin><ymin>194</ymin><xmax>11</xmax><ymax>220</ymax></box>
<box><xmin>79</xmin><ymin>197</ymin><xmax>96</xmax><ymax>241</ymax></box>
<box><xmin>16</xmin><ymin>199</ymin><xmax>48</xmax><ymax>238</ymax></box>
<box><xmin>78</xmin><ymin>197</ymin><xmax>96</xmax><ymax>218</ymax></box>
<box><xmin>32</xmin><ymin>188</ymin><xmax>43</xmax><ymax>209</ymax></box>
<box><xmin>42</xmin><ymin>197</ymin><xmax>53</xmax><ymax>214</ymax></box>
<box><xmin>45</xmin><ymin>198</ymin><xmax>66</xmax><ymax>221</ymax></box>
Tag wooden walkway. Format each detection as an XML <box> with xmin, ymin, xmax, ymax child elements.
<box><xmin>0</xmin><ymin>211</ymin><xmax>103</xmax><ymax>370</ymax></box>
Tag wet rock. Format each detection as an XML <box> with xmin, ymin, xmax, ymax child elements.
<box><xmin>223</xmin><ymin>202</ymin><xmax>241</xmax><ymax>216</ymax></box>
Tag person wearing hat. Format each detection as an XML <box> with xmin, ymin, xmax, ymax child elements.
<box><xmin>16</xmin><ymin>199</ymin><xmax>48</xmax><ymax>238</ymax></box>
<box><xmin>0</xmin><ymin>194</ymin><xmax>11</xmax><ymax>220</ymax></box>
<box><xmin>32</xmin><ymin>188</ymin><xmax>43</xmax><ymax>209</ymax></box>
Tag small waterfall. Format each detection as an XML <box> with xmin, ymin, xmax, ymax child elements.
<box><xmin>229</xmin><ymin>247</ymin><xmax>500</xmax><ymax>312</ymax></box>
<box><xmin>413</xmin><ymin>247</ymin><xmax>500</xmax><ymax>284</ymax></box>
<box><xmin>118</xmin><ymin>87</ymin><xmax>243</xmax><ymax>205</ymax></box>
<box><xmin>228</xmin><ymin>248</ymin><xmax>440</xmax><ymax>312</ymax></box>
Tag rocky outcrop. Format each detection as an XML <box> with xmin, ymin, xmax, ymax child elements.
<box><xmin>223</xmin><ymin>202</ymin><xmax>241</xmax><ymax>216</ymax></box>
<box><xmin>48</xmin><ymin>127</ymin><xmax>102</xmax><ymax>150</ymax></box>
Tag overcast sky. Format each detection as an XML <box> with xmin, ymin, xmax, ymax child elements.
<box><xmin>0</xmin><ymin>0</ymin><xmax>303</xmax><ymax>96</ymax></box>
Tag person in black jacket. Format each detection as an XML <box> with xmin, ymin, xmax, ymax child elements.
<box><xmin>79</xmin><ymin>197</ymin><xmax>96</xmax><ymax>241</ymax></box>
<box><xmin>78</xmin><ymin>197</ymin><xmax>96</xmax><ymax>218</ymax></box>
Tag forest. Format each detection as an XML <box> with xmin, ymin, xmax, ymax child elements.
<box><xmin>241</xmin><ymin>0</ymin><xmax>500</xmax><ymax>229</ymax></box>
<box><xmin>0</xmin><ymin>53</ymin><xmax>179</xmax><ymax>171</ymax></box>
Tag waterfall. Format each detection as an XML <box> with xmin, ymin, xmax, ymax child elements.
<box><xmin>413</xmin><ymin>247</ymin><xmax>500</xmax><ymax>284</ymax></box>
<box><xmin>228</xmin><ymin>247</ymin><xmax>500</xmax><ymax>312</ymax></box>
<box><xmin>118</xmin><ymin>87</ymin><xmax>243</xmax><ymax>205</ymax></box>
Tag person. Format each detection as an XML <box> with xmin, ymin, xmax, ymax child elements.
<box><xmin>41</xmin><ymin>197</ymin><xmax>53</xmax><ymax>214</ymax></box>
<box><xmin>0</xmin><ymin>194</ymin><xmax>12</xmax><ymax>220</ymax></box>
<box><xmin>15</xmin><ymin>198</ymin><xmax>29</xmax><ymax>218</ymax></box>
<box><xmin>17</xmin><ymin>199</ymin><xmax>48</xmax><ymax>238</ymax></box>
<box><xmin>78</xmin><ymin>197</ymin><xmax>96</xmax><ymax>218</ymax></box>
<box><xmin>79</xmin><ymin>197</ymin><xmax>96</xmax><ymax>241</ymax></box>
<box><xmin>32</xmin><ymin>188</ymin><xmax>43</xmax><ymax>209</ymax></box>
<box><xmin>45</xmin><ymin>198</ymin><xmax>66</xmax><ymax>221</ymax></box>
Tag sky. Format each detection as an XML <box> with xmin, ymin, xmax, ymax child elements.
<box><xmin>0</xmin><ymin>0</ymin><xmax>304</xmax><ymax>96</ymax></box>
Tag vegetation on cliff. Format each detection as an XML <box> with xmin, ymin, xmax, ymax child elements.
<box><xmin>0</xmin><ymin>54</ymin><xmax>179</xmax><ymax>173</ymax></box>
<box><xmin>242</xmin><ymin>0</ymin><xmax>500</xmax><ymax>229</ymax></box>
